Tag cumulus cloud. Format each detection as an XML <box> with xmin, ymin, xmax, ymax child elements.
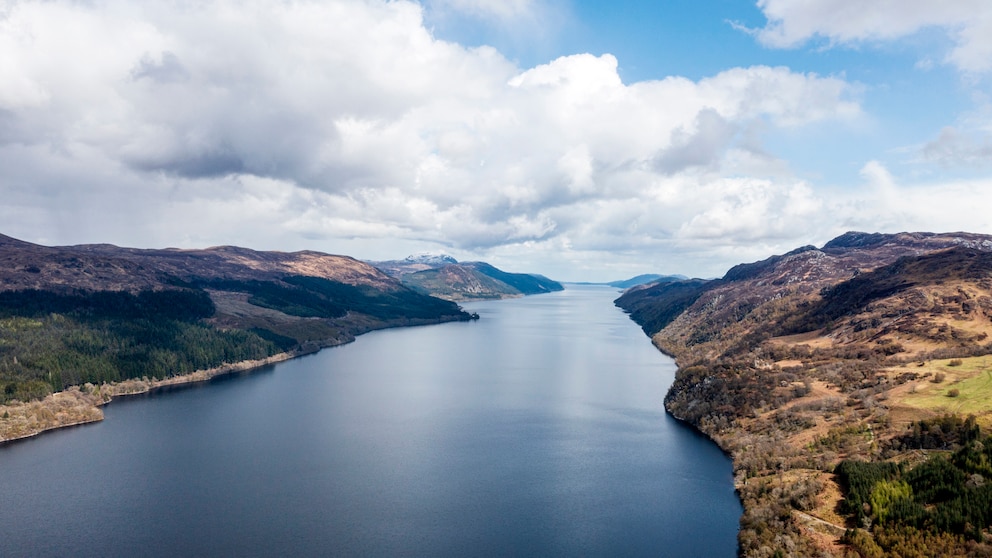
<box><xmin>834</xmin><ymin>160</ymin><xmax>992</xmax><ymax>236</ymax></box>
<box><xmin>754</xmin><ymin>0</ymin><xmax>992</xmax><ymax>73</ymax></box>
<box><xmin>0</xmin><ymin>0</ymin><xmax>874</xmax><ymax>278</ymax></box>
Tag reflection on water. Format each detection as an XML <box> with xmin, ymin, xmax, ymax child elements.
<box><xmin>0</xmin><ymin>285</ymin><xmax>740</xmax><ymax>557</ymax></box>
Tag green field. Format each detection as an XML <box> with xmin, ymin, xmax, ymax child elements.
<box><xmin>901</xmin><ymin>357</ymin><xmax>992</xmax><ymax>419</ymax></box>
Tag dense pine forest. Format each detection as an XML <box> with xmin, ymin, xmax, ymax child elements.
<box><xmin>839</xmin><ymin>416</ymin><xmax>992</xmax><ymax>556</ymax></box>
<box><xmin>0</xmin><ymin>288</ymin><xmax>281</xmax><ymax>403</ymax></box>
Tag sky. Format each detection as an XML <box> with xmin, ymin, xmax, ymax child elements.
<box><xmin>1</xmin><ymin>1</ymin><xmax>992</xmax><ymax>282</ymax></box>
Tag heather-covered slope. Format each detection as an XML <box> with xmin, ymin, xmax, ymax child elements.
<box><xmin>616</xmin><ymin>231</ymin><xmax>992</xmax><ymax>557</ymax></box>
<box><xmin>0</xmin><ymin>234</ymin><xmax>473</xmax><ymax>441</ymax></box>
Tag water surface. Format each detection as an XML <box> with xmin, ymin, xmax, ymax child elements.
<box><xmin>0</xmin><ymin>285</ymin><xmax>740</xmax><ymax>556</ymax></box>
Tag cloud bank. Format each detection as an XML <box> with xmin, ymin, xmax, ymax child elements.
<box><xmin>0</xmin><ymin>0</ymin><xmax>990</xmax><ymax>279</ymax></box>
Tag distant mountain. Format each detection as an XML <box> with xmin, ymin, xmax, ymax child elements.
<box><xmin>614</xmin><ymin>231</ymin><xmax>992</xmax><ymax>556</ymax></box>
<box><xmin>403</xmin><ymin>253</ymin><xmax>458</xmax><ymax>266</ymax></box>
<box><xmin>368</xmin><ymin>253</ymin><xmax>457</xmax><ymax>277</ymax></box>
<box><xmin>606</xmin><ymin>273</ymin><xmax>686</xmax><ymax>289</ymax></box>
<box><xmin>370</xmin><ymin>256</ymin><xmax>563</xmax><ymax>301</ymax></box>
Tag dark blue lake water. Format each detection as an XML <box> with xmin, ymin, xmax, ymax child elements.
<box><xmin>0</xmin><ymin>285</ymin><xmax>740</xmax><ymax>557</ymax></box>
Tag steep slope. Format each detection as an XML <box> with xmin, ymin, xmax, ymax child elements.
<box><xmin>370</xmin><ymin>255</ymin><xmax>563</xmax><ymax>300</ymax></box>
<box><xmin>461</xmin><ymin>262</ymin><xmax>563</xmax><ymax>295</ymax></box>
<box><xmin>0</xmin><ymin>234</ymin><xmax>473</xmax><ymax>422</ymax></box>
<box><xmin>401</xmin><ymin>264</ymin><xmax>521</xmax><ymax>300</ymax></box>
<box><xmin>368</xmin><ymin>253</ymin><xmax>459</xmax><ymax>277</ymax></box>
<box><xmin>607</xmin><ymin>274</ymin><xmax>685</xmax><ymax>289</ymax></box>
<box><xmin>615</xmin><ymin>231</ymin><xmax>992</xmax><ymax>557</ymax></box>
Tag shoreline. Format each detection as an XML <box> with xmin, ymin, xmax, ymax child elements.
<box><xmin>1</xmin><ymin>314</ymin><xmax>469</xmax><ymax>445</ymax></box>
<box><xmin>0</xmin><ymin>294</ymin><xmax>581</xmax><ymax>448</ymax></box>
<box><xmin>0</xmin><ymin>348</ymin><xmax>318</xmax><ymax>445</ymax></box>
<box><xmin>3</xmin><ymin>291</ymin><xmax>571</xmax><ymax>448</ymax></box>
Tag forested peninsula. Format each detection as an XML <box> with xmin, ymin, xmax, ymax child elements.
<box><xmin>0</xmin><ymin>234</ymin><xmax>475</xmax><ymax>442</ymax></box>
<box><xmin>617</xmin><ymin>231</ymin><xmax>992</xmax><ymax>557</ymax></box>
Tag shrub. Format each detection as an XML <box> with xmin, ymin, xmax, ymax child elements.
<box><xmin>949</xmin><ymin>359</ymin><xmax>963</xmax><ymax>367</ymax></box>
<box><xmin>948</xmin><ymin>389</ymin><xmax>960</xmax><ymax>398</ymax></box>
<box><xmin>933</xmin><ymin>372</ymin><xmax>946</xmax><ymax>383</ymax></box>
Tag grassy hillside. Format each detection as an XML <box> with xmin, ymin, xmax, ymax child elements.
<box><xmin>463</xmin><ymin>262</ymin><xmax>564</xmax><ymax>295</ymax></box>
<box><xmin>606</xmin><ymin>274</ymin><xmax>685</xmax><ymax>289</ymax></box>
<box><xmin>0</xmin><ymin>275</ymin><xmax>471</xmax><ymax>406</ymax></box>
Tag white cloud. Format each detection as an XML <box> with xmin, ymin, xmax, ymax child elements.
<box><xmin>838</xmin><ymin>161</ymin><xmax>992</xmax><ymax>235</ymax></box>
<box><xmin>0</xmin><ymin>0</ymin><xmax>873</xmax><ymax>279</ymax></box>
<box><xmin>755</xmin><ymin>0</ymin><xmax>992</xmax><ymax>73</ymax></box>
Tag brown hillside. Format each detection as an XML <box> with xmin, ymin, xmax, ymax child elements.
<box><xmin>616</xmin><ymin>231</ymin><xmax>992</xmax><ymax>557</ymax></box>
<box><xmin>0</xmin><ymin>233</ymin><xmax>397</xmax><ymax>293</ymax></box>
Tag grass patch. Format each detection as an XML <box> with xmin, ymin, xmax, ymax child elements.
<box><xmin>896</xmin><ymin>357</ymin><xmax>992</xmax><ymax>425</ymax></box>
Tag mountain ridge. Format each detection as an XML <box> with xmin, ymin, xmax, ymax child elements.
<box><xmin>0</xmin><ymin>234</ymin><xmax>475</xmax><ymax>441</ymax></box>
<box><xmin>615</xmin><ymin>231</ymin><xmax>992</xmax><ymax>557</ymax></box>
<box><xmin>369</xmin><ymin>255</ymin><xmax>563</xmax><ymax>301</ymax></box>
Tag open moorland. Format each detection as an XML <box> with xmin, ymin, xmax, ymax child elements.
<box><xmin>617</xmin><ymin>231</ymin><xmax>992</xmax><ymax>557</ymax></box>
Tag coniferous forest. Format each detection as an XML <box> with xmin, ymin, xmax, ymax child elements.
<box><xmin>0</xmin><ymin>276</ymin><xmax>472</xmax><ymax>404</ymax></box>
<box><xmin>838</xmin><ymin>416</ymin><xmax>992</xmax><ymax>555</ymax></box>
<box><xmin>0</xmin><ymin>288</ymin><xmax>281</xmax><ymax>403</ymax></box>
